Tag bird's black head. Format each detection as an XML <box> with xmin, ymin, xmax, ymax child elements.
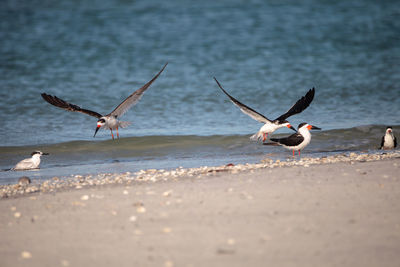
<box><xmin>298</xmin><ymin>122</ymin><xmax>308</xmax><ymax>129</ymax></box>
<box><xmin>386</xmin><ymin>126</ymin><xmax>393</xmax><ymax>130</ymax></box>
<box><xmin>298</xmin><ymin>122</ymin><xmax>321</xmax><ymax>131</ymax></box>
<box><xmin>31</xmin><ymin>151</ymin><xmax>49</xmax><ymax>156</ymax></box>
<box><xmin>31</xmin><ymin>151</ymin><xmax>41</xmax><ymax>156</ymax></box>
<box><xmin>94</xmin><ymin>118</ymin><xmax>106</xmax><ymax>137</ymax></box>
<box><xmin>276</xmin><ymin>120</ymin><xmax>296</xmax><ymax>132</ymax></box>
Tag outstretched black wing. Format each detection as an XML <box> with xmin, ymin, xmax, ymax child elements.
<box><xmin>108</xmin><ymin>63</ymin><xmax>168</xmax><ymax>118</ymax></box>
<box><xmin>270</xmin><ymin>132</ymin><xmax>304</xmax><ymax>146</ymax></box>
<box><xmin>274</xmin><ymin>88</ymin><xmax>315</xmax><ymax>122</ymax></box>
<box><xmin>214</xmin><ymin>77</ymin><xmax>272</xmax><ymax>124</ymax></box>
<box><xmin>41</xmin><ymin>93</ymin><xmax>103</xmax><ymax>118</ymax></box>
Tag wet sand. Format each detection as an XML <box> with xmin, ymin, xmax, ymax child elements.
<box><xmin>1</xmin><ymin>155</ymin><xmax>400</xmax><ymax>267</ymax></box>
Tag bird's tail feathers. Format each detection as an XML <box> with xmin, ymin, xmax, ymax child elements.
<box><xmin>263</xmin><ymin>138</ymin><xmax>281</xmax><ymax>146</ymax></box>
<box><xmin>119</xmin><ymin>121</ymin><xmax>132</xmax><ymax>128</ymax></box>
<box><xmin>250</xmin><ymin>131</ymin><xmax>264</xmax><ymax>142</ymax></box>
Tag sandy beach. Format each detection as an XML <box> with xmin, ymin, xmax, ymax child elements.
<box><xmin>1</xmin><ymin>153</ymin><xmax>400</xmax><ymax>267</ymax></box>
<box><xmin>2</xmin><ymin>0</ymin><xmax>400</xmax><ymax>266</ymax></box>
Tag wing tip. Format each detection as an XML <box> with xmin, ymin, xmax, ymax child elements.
<box><xmin>213</xmin><ymin>77</ymin><xmax>229</xmax><ymax>95</ymax></box>
<box><xmin>156</xmin><ymin>62</ymin><xmax>168</xmax><ymax>75</ymax></box>
<box><xmin>301</xmin><ymin>87</ymin><xmax>315</xmax><ymax>107</ymax></box>
<box><xmin>161</xmin><ymin>62</ymin><xmax>168</xmax><ymax>71</ymax></box>
<box><xmin>152</xmin><ymin>62</ymin><xmax>169</xmax><ymax>80</ymax></box>
<box><xmin>41</xmin><ymin>92</ymin><xmax>50</xmax><ymax>98</ymax></box>
<box><xmin>308</xmin><ymin>87</ymin><xmax>315</xmax><ymax>98</ymax></box>
<box><xmin>41</xmin><ymin>92</ymin><xmax>53</xmax><ymax>103</ymax></box>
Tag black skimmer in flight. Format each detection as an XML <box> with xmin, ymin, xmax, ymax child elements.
<box><xmin>380</xmin><ymin>126</ymin><xmax>397</xmax><ymax>150</ymax></box>
<box><xmin>12</xmin><ymin>151</ymin><xmax>49</xmax><ymax>170</ymax></box>
<box><xmin>214</xmin><ymin>78</ymin><xmax>315</xmax><ymax>142</ymax></box>
<box><xmin>41</xmin><ymin>63</ymin><xmax>167</xmax><ymax>139</ymax></box>
<box><xmin>265</xmin><ymin>122</ymin><xmax>321</xmax><ymax>156</ymax></box>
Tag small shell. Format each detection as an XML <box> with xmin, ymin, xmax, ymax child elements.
<box><xmin>21</xmin><ymin>251</ymin><xmax>32</xmax><ymax>259</ymax></box>
<box><xmin>136</xmin><ymin>206</ymin><xmax>146</xmax><ymax>213</ymax></box>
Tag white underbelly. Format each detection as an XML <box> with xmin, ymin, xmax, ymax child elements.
<box><xmin>383</xmin><ymin>135</ymin><xmax>395</xmax><ymax>149</ymax></box>
<box><xmin>259</xmin><ymin>123</ymin><xmax>281</xmax><ymax>134</ymax></box>
<box><xmin>105</xmin><ymin>117</ymin><xmax>119</xmax><ymax>129</ymax></box>
<box><xmin>282</xmin><ymin>138</ymin><xmax>311</xmax><ymax>151</ymax></box>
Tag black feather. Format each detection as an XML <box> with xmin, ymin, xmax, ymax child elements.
<box><xmin>270</xmin><ymin>133</ymin><xmax>304</xmax><ymax>146</ymax></box>
<box><xmin>380</xmin><ymin>136</ymin><xmax>385</xmax><ymax>149</ymax></box>
<box><xmin>41</xmin><ymin>93</ymin><xmax>103</xmax><ymax>118</ymax></box>
<box><xmin>274</xmin><ymin>88</ymin><xmax>315</xmax><ymax>122</ymax></box>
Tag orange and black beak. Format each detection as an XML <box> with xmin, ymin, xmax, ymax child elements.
<box><xmin>94</xmin><ymin>125</ymin><xmax>101</xmax><ymax>137</ymax></box>
<box><xmin>287</xmin><ymin>124</ymin><xmax>296</xmax><ymax>131</ymax></box>
<box><xmin>307</xmin><ymin>125</ymin><xmax>321</xmax><ymax>130</ymax></box>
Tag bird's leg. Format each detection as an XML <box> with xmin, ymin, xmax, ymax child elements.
<box><xmin>298</xmin><ymin>150</ymin><xmax>301</xmax><ymax>156</ymax></box>
<box><xmin>110</xmin><ymin>128</ymin><xmax>114</xmax><ymax>140</ymax></box>
<box><xmin>263</xmin><ymin>133</ymin><xmax>268</xmax><ymax>142</ymax></box>
<box><xmin>292</xmin><ymin>150</ymin><xmax>295</xmax><ymax>157</ymax></box>
<box><xmin>116</xmin><ymin>126</ymin><xmax>119</xmax><ymax>139</ymax></box>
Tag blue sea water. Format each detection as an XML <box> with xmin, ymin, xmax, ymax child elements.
<box><xmin>0</xmin><ymin>0</ymin><xmax>399</xmax><ymax>183</ymax></box>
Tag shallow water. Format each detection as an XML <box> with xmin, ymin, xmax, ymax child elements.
<box><xmin>1</xmin><ymin>125</ymin><xmax>398</xmax><ymax>184</ymax></box>
<box><xmin>0</xmin><ymin>0</ymin><xmax>399</xmax><ymax>183</ymax></box>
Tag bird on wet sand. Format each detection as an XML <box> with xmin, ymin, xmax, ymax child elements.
<box><xmin>264</xmin><ymin>122</ymin><xmax>321</xmax><ymax>156</ymax></box>
<box><xmin>41</xmin><ymin>63</ymin><xmax>168</xmax><ymax>139</ymax></box>
<box><xmin>380</xmin><ymin>126</ymin><xmax>397</xmax><ymax>150</ymax></box>
<box><xmin>214</xmin><ymin>77</ymin><xmax>315</xmax><ymax>142</ymax></box>
<box><xmin>12</xmin><ymin>151</ymin><xmax>49</xmax><ymax>171</ymax></box>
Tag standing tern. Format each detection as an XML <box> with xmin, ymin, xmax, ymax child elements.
<box><xmin>265</xmin><ymin>122</ymin><xmax>321</xmax><ymax>156</ymax></box>
<box><xmin>214</xmin><ymin>78</ymin><xmax>315</xmax><ymax>141</ymax></box>
<box><xmin>380</xmin><ymin>126</ymin><xmax>397</xmax><ymax>150</ymax></box>
<box><xmin>41</xmin><ymin>63</ymin><xmax>167</xmax><ymax>139</ymax></box>
<box><xmin>12</xmin><ymin>151</ymin><xmax>49</xmax><ymax>171</ymax></box>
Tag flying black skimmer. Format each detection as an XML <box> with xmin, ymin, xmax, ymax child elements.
<box><xmin>214</xmin><ymin>78</ymin><xmax>315</xmax><ymax>141</ymax></box>
<box><xmin>265</xmin><ymin>122</ymin><xmax>321</xmax><ymax>156</ymax></box>
<box><xmin>12</xmin><ymin>151</ymin><xmax>49</xmax><ymax>171</ymax></box>
<box><xmin>380</xmin><ymin>126</ymin><xmax>397</xmax><ymax>150</ymax></box>
<box><xmin>41</xmin><ymin>63</ymin><xmax>167</xmax><ymax>139</ymax></box>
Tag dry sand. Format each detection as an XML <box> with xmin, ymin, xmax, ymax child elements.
<box><xmin>1</xmin><ymin>155</ymin><xmax>400</xmax><ymax>267</ymax></box>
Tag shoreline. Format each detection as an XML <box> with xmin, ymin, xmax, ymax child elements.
<box><xmin>1</xmin><ymin>150</ymin><xmax>399</xmax><ymax>199</ymax></box>
<box><xmin>1</xmin><ymin>151</ymin><xmax>399</xmax><ymax>266</ymax></box>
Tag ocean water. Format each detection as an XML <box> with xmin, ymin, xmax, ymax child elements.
<box><xmin>1</xmin><ymin>0</ymin><xmax>399</xmax><ymax>184</ymax></box>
